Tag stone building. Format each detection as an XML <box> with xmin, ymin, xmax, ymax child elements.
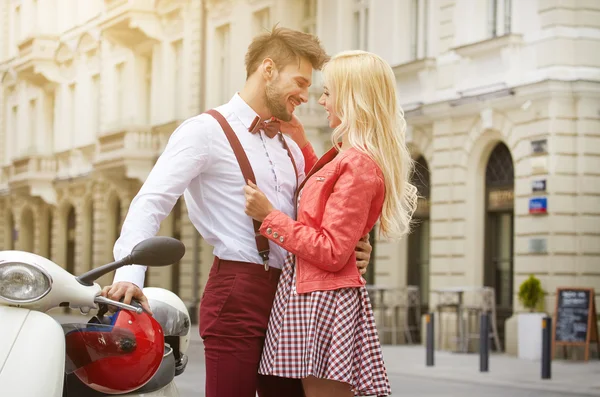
<box><xmin>0</xmin><ymin>0</ymin><xmax>211</xmax><ymax>313</ymax></box>
<box><xmin>1</xmin><ymin>0</ymin><xmax>599</xmax><ymax>354</ymax></box>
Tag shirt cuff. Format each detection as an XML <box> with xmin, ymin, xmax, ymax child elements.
<box><xmin>113</xmin><ymin>265</ymin><xmax>147</xmax><ymax>290</ymax></box>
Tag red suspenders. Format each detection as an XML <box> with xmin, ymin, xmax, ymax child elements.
<box><xmin>205</xmin><ymin>109</ymin><xmax>298</xmax><ymax>270</ymax></box>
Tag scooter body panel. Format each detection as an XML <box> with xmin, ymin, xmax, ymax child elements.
<box><xmin>0</xmin><ymin>306</ymin><xmax>29</xmax><ymax>369</ymax></box>
<box><xmin>0</xmin><ymin>307</ymin><xmax>65</xmax><ymax>397</ymax></box>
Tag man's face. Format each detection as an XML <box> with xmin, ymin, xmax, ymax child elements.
<box><xmin>264</xmin><ymin>57</ymin><xmax>312</xmax><ymax>122</ymax></box>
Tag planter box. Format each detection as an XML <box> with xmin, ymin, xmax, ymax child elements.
<box><xmin>518</xmin><ymin>312</ymin><xmax>547</xmax><ymax>360</ymax></box>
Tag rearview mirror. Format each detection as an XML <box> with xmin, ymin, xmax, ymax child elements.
<box><xmin>76</xmin><ymin>237</ymin><xmax>186</xmax><ymax>286</ymax></box>
<box><xmin>127</xmin><ymin>236</ymin><xmax>186</xmax><ymax>267</ymax></box>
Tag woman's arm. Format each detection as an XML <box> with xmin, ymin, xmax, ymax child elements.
<box><xmin>245</xmin><ymin>156</ymin><xmax>383</xmax><ymax>273</ymax></box>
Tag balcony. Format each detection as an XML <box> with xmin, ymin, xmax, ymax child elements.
<box><xmin>100</xmin><ymin>0</ymin><xmax>162</xmax><ymax>50</ymax></box>
<box><xmin>393</xmin><ymin>58</ymin><xmax>436</xmax><ymax>77</ymax></box>
<box><xmin>94</xmin><ymin>125</ymin><xmax>160</xmax><ymax>182</ymax></box>
<box><xmin>14</xmin><ymin>36</ymin><xmax>60</xmax><ymax>86</ymax></box>
<box><xmin>452</xmin><ymin>34</ymin><xmax>523</xmax><ymax>59</ymax></box>
<box><xmin>152</xmin><ymin>120</ymin><xmax>182</xmax><ymax>153</ymax></box>
<box><xmin>8</xmin><ymin>153</ymin><xmax>57</xmax><ymax>205</ymax></box>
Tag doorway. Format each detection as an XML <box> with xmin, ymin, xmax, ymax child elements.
<box><xmin>407</xmin><ymin>156</ymin><xmax>431</xmax><ymax>342</ymax></box>
<box><xmin>483</xmin><ymin>142</ymin><xmax>514</xmax><ymax>350</ymax></box>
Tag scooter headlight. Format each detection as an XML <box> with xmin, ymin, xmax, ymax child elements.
<box><xmin>0</xmin><ymin>262</ymin><xmax>52</xmax><ymax>303</ymax></box>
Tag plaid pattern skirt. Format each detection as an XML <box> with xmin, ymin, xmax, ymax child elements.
<box><xmin>258</xmin><ymin>254</ymin><xmax>391</xmax><ymax>396</ymax></box>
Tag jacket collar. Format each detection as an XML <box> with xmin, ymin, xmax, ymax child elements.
<box><xmin>295</xmin><ymin>144</ymin><xmax>342</xmax><ymax>202</ymax></box>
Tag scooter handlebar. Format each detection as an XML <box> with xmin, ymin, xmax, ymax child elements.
<box><xmin>94</xmin><ymin>296</ymin><xmax>143</xmax><ymax>314</ymax></box>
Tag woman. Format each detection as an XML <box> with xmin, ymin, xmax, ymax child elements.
<box><xmin>244</xmin><ymin>50</ymin><xmax>418</xmax><ymax>397</ymax></box>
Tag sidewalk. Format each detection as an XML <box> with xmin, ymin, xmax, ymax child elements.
<box><xmin>379</xmin><ymin>345</ymin><xmax>600</xmax><ymax>396</ymax></box>
<box><xmin>185</xmin><ymin>324</ymin><xmax>600</xmax><ymax>396</ymax></box>
<box><xmin>53</xmin><ymin>314</ymin><xmax>600</xmax><ymax>396</ymax></box>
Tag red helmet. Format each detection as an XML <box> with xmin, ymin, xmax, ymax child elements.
<box><xmin>64</xmin><ymin>309</ymin><xmax>164</xmax><ymax>394</ymax></box>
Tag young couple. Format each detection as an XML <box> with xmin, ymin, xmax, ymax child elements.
<box><xmin>102</xmin><ymin>26</ymin><xmax>417</xmax><ymax>397</ymax></box>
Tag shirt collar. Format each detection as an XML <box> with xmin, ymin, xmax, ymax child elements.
<box><xmin>228</xmin><ymin>93</ymin><xmax>262</xmax><ymax>131</ymax></box>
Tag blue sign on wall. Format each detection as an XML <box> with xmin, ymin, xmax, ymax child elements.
<box><xmin>529</xmin><ymin>197</ymin><xmax>548</xmax><ymax>214</ymax></box>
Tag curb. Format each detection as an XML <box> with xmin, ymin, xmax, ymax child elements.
<box><xmin>386</xmin><ymin>367</ymin><xmax>600</xmax><ymax>396</ymax></box>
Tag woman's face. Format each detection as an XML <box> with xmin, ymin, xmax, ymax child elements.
<box><xmin>318</xmin><ymin>85</ymin><xmax>341</xmax><ymax>129</ymax></box>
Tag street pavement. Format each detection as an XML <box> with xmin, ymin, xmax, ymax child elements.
<box><xmin>176</xmin><ymin>339</ymin><xmax>600</xmax><ymax>397</ymax></box>
<box><xmin>51</xmin><ymin>313</ymin><xmax>600</xmax><ymax>396</ymax></box>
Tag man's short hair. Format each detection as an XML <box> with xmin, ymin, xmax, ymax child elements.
<box><xmin>245</xmin><ymin>25</ymin><xmax>329</xmax><ymax>78</ymax></box>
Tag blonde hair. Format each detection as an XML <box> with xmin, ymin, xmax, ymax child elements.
<box><xmin>322</xmin><ymin>50</ymin><xmax>418</xmax><ymax>239</ymax></box>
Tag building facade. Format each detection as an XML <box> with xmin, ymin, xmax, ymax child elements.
<box><xmin>1</xmin><ymin>0</ymin><xmax>599</xmax><ymax>354</ymax></box>
<box><xmin>0</xmin><ymin>0</ymin><xmax>212</xmax><ymax>312</ymax></box>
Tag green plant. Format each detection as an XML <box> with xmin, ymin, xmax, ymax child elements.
<box><xmin>518</xmin><ymin>275</ymin><xmax>545</xmax><ymax>312</ymax></box>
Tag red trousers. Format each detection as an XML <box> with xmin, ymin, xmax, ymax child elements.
<box><xmin>199</xmin><ymin>257</ymin><xmax>305</xmax><ymax>397</ymax></box>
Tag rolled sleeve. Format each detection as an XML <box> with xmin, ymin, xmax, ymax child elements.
<box><xmin>112</xmin><ymin>117</ymin><xmax>213</xmax><ymax>287</ymax></box>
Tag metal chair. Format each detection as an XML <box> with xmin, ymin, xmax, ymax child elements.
<box><xmin>434</xmin><ymin>291</ymin><xmax>463</xmax><ymax>351</ymax></box>
<box><xmin>463</xmin><ymin>287</ymin><xmax>503</xmax><ymax>352</ymax></box>
<box><xmin>367</xmin><ymin>286</ymin><xmax>421</xmax><ymax>345</ymax></box>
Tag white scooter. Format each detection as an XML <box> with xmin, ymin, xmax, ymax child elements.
<box><xmin>0</xmin><ymin>236</ymin><xmax>191</xmax><ymax>397</ymax></box>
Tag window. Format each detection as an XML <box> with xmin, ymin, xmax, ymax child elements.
<box><xmin>91</xmin><ymin>74</ymin><xmax>100</xmax><ymax>136</ymax></box>
<box><xmin>253</xmin><ymin>8</ymin><xmax>271</xmax><ymax>35</ymax></box>
<box><xmin>29</xmin><ymin>99</ymin><xmax>37</xmax><ymax>153</ymax></box>
<box><xmin>353</xmin><ymin>0</ymin><xmax>369</xmax><ymax>50</ymax></box>
<box><xmin>32</xmin><ymin>0</ymin><xmax>38</xmax><ymax>29</ymax></box>
<box><xmin>13</xmin><ymin>5</ymin><xmax>21</xmax><ymax>52</ymax></box>
<box><xmin>44</xmin><ymin>91</ymin><xmax>55</xmax><ymax>153</ymax></box>
<box><xmin>301</xmin><ymin>0</ymin><xmax>317</xmax><ymax>34</ymax></box>
<box><xmin>215</xmin><ymin>24</ymin><xmax>231</xmax><ymax>105</ymax></box>
<box><xmin>488</xmin><ymin>0</ymin><xmax>512</xmax><ymax>38</ymax></box>
<box><xmin>10</xmin><ymin>105</ymin><xmax>18</xmax><ymax>161</ymax></box>
<box><xmin>144</xmin><ymin>58</ymin><xmax>152</xmax><ymax>124</ymax></box>
<box><xmin>172</xmin><ymin>41</ymin><xmax>183</xmax><ymax>119</ymax></box>
<box><xmin>485</xmin><ymin>143</ymin><xmax>514</xmax><ymax>188</ymax></box>
<box><xmin>69</xmin><ymin>83</ymin><xmax>76</xmax><ymax>145</ymax></box>
<box><xmin>410</xmin><ymin>0</ymin><xmax>429</xmax><ymax>59</ymax></box>
<box><xmin>115</xmin><ymin>63</ymin><xmax>124</xmax><ymax>124</ymax></box>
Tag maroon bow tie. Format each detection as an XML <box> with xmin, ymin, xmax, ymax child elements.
<box><xmin>249</xmin><ymin>116</ymin><xmax>280</xmax><ymax>138</ymax></box>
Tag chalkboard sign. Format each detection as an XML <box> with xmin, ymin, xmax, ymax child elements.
<box><xmin>552</xmin><ymin>287</ymin><xmax>598</xmax><ymax>361</ymax></box>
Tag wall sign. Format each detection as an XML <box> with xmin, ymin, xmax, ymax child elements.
<box><xmin>528</xmin><ymin>238</ymin><xmax>547</xmax><ymax>254</ymax></box>
<box><xmin>529</xmin><ymin>197</ymin><xmax>547</xmax><ymax>214</ymax></box>
<box><xmin>532</xmin><ymin>179</ymin><xmax>547</xmax><ymax>193</ymax></box>
<box><xmin>531</xmin><ymin>139</ymin><xmax>548</xmax><ymax>154</ymax></box>
<box><xmin>488</xmin><ymin>189</ymin><xmax>514</xmax><ymax>211</ymax></box>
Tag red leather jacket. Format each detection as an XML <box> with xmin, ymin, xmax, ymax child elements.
<box><xmin>260</xmin><ymin>145</ymin><xmax>385</xmax><ymax>294</ymax></box>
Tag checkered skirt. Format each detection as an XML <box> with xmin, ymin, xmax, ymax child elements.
<box><xmin>258</xmin><ymin>254</ymin><xmax>391</xmax><ymax>396</ymax></box>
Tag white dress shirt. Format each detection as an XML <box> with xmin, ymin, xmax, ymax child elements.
<box><xmin>113</xmin><ymin>94</ymin><xmax>306</xmax><ymax>288</ymax></box>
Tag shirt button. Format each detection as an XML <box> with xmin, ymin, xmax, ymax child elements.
<box><xmin>273</xmin><ymin>232</ymin><xmax>279</xmax><ymax>238</ymax></box>
<box><xmin>266</xmin><ymin>228</ymin><xmax>272</xmax><ymax>235</ymax></box>
<box><xmin>279</xmin><ymin>236</ymin><xmax>285</xmax><ymax>243</ymax></box>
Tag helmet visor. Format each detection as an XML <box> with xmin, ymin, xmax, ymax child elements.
<box><xmin>62</xmin><ymin>323</ymin><xmax>145</xmax><ymax>374</ymax></box>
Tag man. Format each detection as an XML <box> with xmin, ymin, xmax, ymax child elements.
<box><xmin>102</xmin><ymin>27</ymin><xmax>372</xmax><ymax>397</ymax></box>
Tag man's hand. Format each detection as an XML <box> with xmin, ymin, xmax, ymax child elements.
<box><xmin>355</xmin><ymin>233</ymin><xmax>373</xmax><ymax>276</ymax></box>
<box><xmin>244</xmin><ymin>180</ymin><xmax>275</xmax><ymax>222</ymax></box>
<box><xmin>101</xmin><ymin>281</ymin><xmax>152</xmax><ymax>314</ymax></box>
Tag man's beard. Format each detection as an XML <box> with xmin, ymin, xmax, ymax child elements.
<box><xmin>265</xmin><ymin>82</ymin><xmax>292</xmax><ymax>122</ymax></box>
